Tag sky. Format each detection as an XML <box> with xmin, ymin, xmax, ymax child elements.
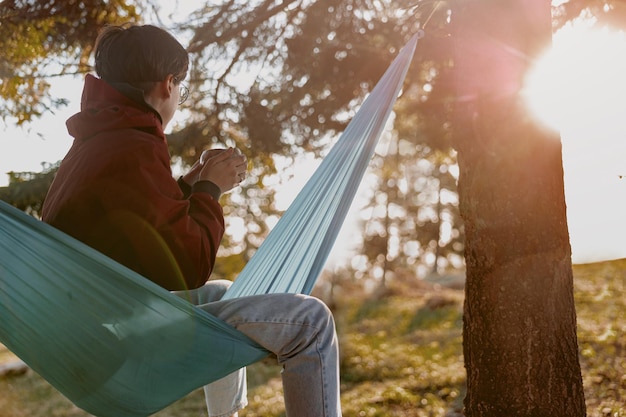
<box><xmin>1</xmin><ymin>12</ymin><xmax>626</xmax><ymax>265</ymax></box>
<box><xmin>524</xmin><ymin>20</ymin><xmax>626</xmax><ymax>263</ymax></box>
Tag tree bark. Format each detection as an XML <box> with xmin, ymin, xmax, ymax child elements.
<box><xmin>451</xmin><ymin>0</ymin><xmax>586</xmax><ymax>415</ymax></box>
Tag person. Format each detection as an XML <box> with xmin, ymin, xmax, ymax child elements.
<box><xmin>41</xmin><ymin>23</ymin><xmax>342</xmax><ymax>417</ymax></box>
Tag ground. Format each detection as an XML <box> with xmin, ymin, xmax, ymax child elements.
<box><xmin>0</xmin><ymin>259</ymin><xmax>624</xmax><ymax>417</ymax></box>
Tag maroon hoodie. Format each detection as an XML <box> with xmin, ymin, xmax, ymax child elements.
<box><xmin>42</xmin><ymin>74</ymin><xmax>224</xmax><ymax>291</ymax></box>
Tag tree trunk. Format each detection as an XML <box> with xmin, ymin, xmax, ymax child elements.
<box><xmin>451</xmin><ymin>1</ymin><xmax>586</xmax><ymax>415</ymax></box>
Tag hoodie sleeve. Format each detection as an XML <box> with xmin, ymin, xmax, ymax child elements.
<box><xmin>134</xmin><ymin>142</ymin><xmax>226</xmax><ymax>290</ymax></box>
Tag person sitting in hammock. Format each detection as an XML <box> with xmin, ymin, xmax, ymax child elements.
<box><xmin>41</xmin><ymin>23</ymin><xmax>342</xmax><ymax>417</ymax></box>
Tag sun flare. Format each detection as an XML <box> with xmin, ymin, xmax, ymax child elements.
<box><xmin>524</xmin><ymin>20</ymin><xmax>626</xmax><ymax>137</ymax></box>
<box><xmin>523</xmin><ymin>19</ymin><xmax>626</xmax><ymax>264</ymax></box>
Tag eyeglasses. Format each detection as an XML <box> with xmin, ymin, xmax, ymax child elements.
<box><xmin>178</xmin><ymin>83</ymin><xmax>189</xmax><ymax>105</ymax></box>
<box><xmin>173</xmin><ymin>75</ymin><xmax>189</xmax><ymax>105</ymax></box>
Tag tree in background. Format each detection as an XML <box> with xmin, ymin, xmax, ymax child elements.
<box><xmin>357</xmin><ymin>133</ymin><xmax>463</xmax><ymax>287</ymax></box>
<box><xmin>451</xmin><ymin>0</ymin><xmax>586</xmax><ymax>414</ymax></box>
<box><xmin>0</xmin><ymin>0</ymin><xmax>146</xmax><ymax>124</ymax></box>
<box><xmin>0</xmin><ymin>163</ymin><xmax>58</xmax><ymax>214</ymax></box>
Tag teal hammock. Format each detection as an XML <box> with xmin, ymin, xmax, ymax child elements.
<box><xmin>0</xmin><ymin>33</ymin><xmax>419</xmax><ymax>417</ymax></box>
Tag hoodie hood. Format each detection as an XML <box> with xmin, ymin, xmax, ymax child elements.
<box><xmin>66</xmin><ymin>74</ymin><xmax>165</xmax><ymax>142</ymax></box>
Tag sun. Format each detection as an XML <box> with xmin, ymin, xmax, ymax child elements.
<box><xmin>523</xmin><ymin>20</ymin><xmax>626</xmax><ymax>138</ymax></box>
<box><xmin>522</xmin><ymin>18</ymin><xmax>626</xmax><ymax>264</ymax></box>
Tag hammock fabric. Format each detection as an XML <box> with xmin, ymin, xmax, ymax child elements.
<box><xmin>0</xmin><ymin>33</ymin><xmax>419</xmax><ymax>417</ymax></box>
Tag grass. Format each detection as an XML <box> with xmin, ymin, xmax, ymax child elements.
<box><xmin>1</xmin><ymin>259</ymin><xmax>625</xmax><ymax>416</ymax></box>
<box><xmin>573</xmin><ymin>259</ymin><xmax>626</xmax><ymax>417</ymax></box>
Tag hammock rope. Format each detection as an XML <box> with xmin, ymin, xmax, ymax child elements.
<box><xmin>0</xmin><ymin>33</ymin><xmax>420</xmax><ymax>417</ymax></box>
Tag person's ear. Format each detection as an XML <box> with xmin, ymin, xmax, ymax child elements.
<box><xmin>154</xmin><ymin>75</ymin><xmax>175</xmax><ymax>100</ymax></box>
<box><xmin>165</xmin><ymin>74</ymin><xmax>176</xmax><ymax>96</ymax></box>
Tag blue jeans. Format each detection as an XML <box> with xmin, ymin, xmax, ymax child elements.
<box><xmin>174</xmin><ymin>280</ymin><xmax>342</xmax><ymax>417</ymax></box>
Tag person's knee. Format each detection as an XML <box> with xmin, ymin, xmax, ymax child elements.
<box><xmin>299</xmin><ymin>295</ymin><xmax>336</xmax><ymax>333</ymax></box>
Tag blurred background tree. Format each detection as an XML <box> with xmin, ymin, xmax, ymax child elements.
<box><xmin>0</xmin><ymin>0</ymin><xmax>146</xmax><ymax>124</ymax></box>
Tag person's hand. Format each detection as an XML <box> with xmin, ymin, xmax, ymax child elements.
<box><xmin>181</xmin><ymin>149</ymin><xmax>227</xmax><ymax>186</ymax></box>
<box><xmin>198</xmin><ymin>148</ymin><xmax>248</xmax><ymax>193</ymax></box>
<box><xmin>181</xmin><ymin>160</ymin><xmax>203</xmax><ymax>186</ymax></box>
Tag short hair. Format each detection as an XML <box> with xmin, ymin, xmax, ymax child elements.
<box><xmin>94</xmin><ymin>23</ymin><xmax>189</xmax><ymax>85</ymax></box>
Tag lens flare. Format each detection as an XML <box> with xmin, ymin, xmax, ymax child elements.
<box><xmin>524</xmin><ymin>21</ymin><xmax>626</xmax><ymax>137</ymax></box>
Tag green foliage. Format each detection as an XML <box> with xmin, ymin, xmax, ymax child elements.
<box><xmin>0</xmin><ymin>0</ymin><xmax>145</xmax><ymax>124</ymax></box>
<box><xmin>408</xmin><ymin>303</ymin><xmax>461</xmax><ymax>332</ymax></box>
<box><xmin>358</xmin><ymin>142</ymin><xmax>464</xmax><ymax>282</ymax></box>
<box><xmin>180</xmin><ymin>0</ymin><xmax>438</xmax><ymax>159</ymax></box>
<box><xmin>573</xmin><ymin>259</ymin><xmax>626</xmax><ymax>417</ymax></box>
<box><xmin>211</xmin><ymin>252</ymin><xmax>248</xmax><ymax>282</ymax></box>
<box><xmin>0</xmin><ymin>162</ymin><xmax>59</xmax><ymax>216</ymax></box>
